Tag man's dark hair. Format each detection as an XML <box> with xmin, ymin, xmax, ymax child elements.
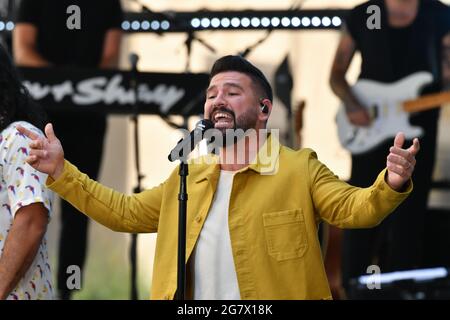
<box><xmin>0</xmin><ymin>44</ymin><xmax>47</xmax><ymax>132</ymax></box>
<box><xmin>209</xmin><ymin>55</ymin><xmax>273</xmax><ymax>102</ymax></box>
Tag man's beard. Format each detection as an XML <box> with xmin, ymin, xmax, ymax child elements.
<box><xmin>207</xmin><ymin>106</ymin><xmax>258</xmax><ymax>148</ymax></box>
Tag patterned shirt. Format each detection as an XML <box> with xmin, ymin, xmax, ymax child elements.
<box><xmin>0</xmin><ymin>121</ymin><xmax>54</xmax><ymax>300</ymax></box>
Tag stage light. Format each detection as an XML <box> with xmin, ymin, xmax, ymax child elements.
<box><xmin>332</xmin><ymin>16</ymin><xmax>342</xmax><ymax>27</ymax></box>
<box><xmin>201</xmin><ymin>18</ymin><xmax>211</xmax><ymax>28</ymax></box>
<box><xmin>191</xmin><ymin>18</ymin><xmax>200</xmax><ymax>28</ymax></box>
<box><xmin>151</xmin><ymin>20</ymin><xmax>160</xmax><ymax>30</ymax></box>
<box><xmin>322</xmin><ymin>16</ymin><xmax>331</xmax><ymax>27</ymax></box>
<box><xmin>251</xmin><ymin>17</ymin><xmax>261</xmax><ymax>27</ymax></box>
<box><xmin>141</xmin><ymin>21</ymin><xmax>150</xmax><ymax>30</ymax></box>
<box><xmin>161</xmin><ymin>20</ymin><xmax>170</xmax><ymax>30</ymax></box>
<box><xmin>121</xmin><ymin>20</ymin><xmax>131</xmax><ymax>30</ymax></box>
<box><xmin>131</xmin><ymin>20</ymin><xmax>140</xmax><ymax>30</ymax></box>
<box><xmin>241</xmin><ymin>17</ymin><xmax>250</xmax><ymax>28</ymax></box>
<box><xmin>5</xmin><ymin>21</ymin><xmax>14</xmax><ymax>31</ymax></box>
<box><xmin>302</xmin><ymin>17</ymin><xmax>311</xmax><ymax>27</ymax></box>
<box><xmin>211</xmin><ymin>18</ymin><xmax>221</xmax><ymax>28</ymax></box>
<box><xmin>358</xmin><ymin>268</ymin><xmax>448</xmax><ymax>286</ymax></box>
<box><xmin>271</xmin><ymin>17</ymin><xmax>280</xmax><ymax>27</ymax></box>
<box><xmin>291</xmin><ymin>17</ymin><xmax>301</xmax><ymax>27</ymax></box>
<box><xmin>281</xmin><ymin>17</ymin><xmax>290</xmax><ymax>27</ymax></box>
<box><xmin>120</xmin><ymin>9</ymin><xmax>347</xmax><ymax>32</ymax></box>
<box><xmin>312</xmin><ymin>16</ymin><xmax>321</xmax><ymax>27</ymax></box>
<box><xmin>231</xmin><ymin>17</ymin><xmax>240</xmax><ymax>28</ymax></box>
<box><xmin>261</xmin><ymin>17</ymin><xmax>270</xmax><ymax>27</ymax></box>
<box><xmin>221</xmin><ymin>17</ymin><xmax>231</xmax><ymax>28</ymax></box>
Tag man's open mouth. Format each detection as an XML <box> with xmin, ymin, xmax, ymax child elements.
<box><xmin>212</xmin><ymin>111</ymin><xmax>234</xmax><ymax>128</ymax></box>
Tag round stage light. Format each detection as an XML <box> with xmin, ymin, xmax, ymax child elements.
<box><xmin>312</xmin><ymin>17</ymin><xmax>321</xmax><ymax>27</ymax></box>
<box><xmin>271</xmin><ymin>17</ymin><xmax>280</xmax><ymax>27</ymax></box>
<box><xmin>191</xmin><ymin>18</ymin><xmax>200</xmax><ymax>28</ymax></box>
<box><xmin>221</xmin><ymin>18</ymin><xmax>231</xmax><ymax>28</ymax></box>
<box><xmin>291</xmin><ymin>17</ymin><xmax>301</xmax><ymax>27</ymax></box>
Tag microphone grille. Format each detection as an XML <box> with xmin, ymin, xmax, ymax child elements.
<box><xmin>196</xmin><ymin>119</ymin><xmax>214</xmax><ymax>132</ymax></box>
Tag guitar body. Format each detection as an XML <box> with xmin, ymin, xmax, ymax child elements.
<box><xmin>336</xmin><ymin>72</ymin><xmax>433</xmax><ymax>155</ymax></box>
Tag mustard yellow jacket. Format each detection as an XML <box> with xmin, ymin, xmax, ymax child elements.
<box><xmin>47</xmin><ymin>135</ymin><xmax>411</xmax><ymax>300</ymax></box>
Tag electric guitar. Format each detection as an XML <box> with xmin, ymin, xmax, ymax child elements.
<box><xmin>336</xmin><ymin>71</ymin><xmax>450</xmax><ymax>155</ymax></box>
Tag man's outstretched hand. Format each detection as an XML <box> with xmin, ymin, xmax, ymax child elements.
<box><xmin>386</xmin><ymin>132</ymin><xmax>420</xmax><ymax>192</ymax></box>
<box><xmin>17</xmin><ymin>123</ymin><xmax>65</xmax><ymax>179</ymax></box>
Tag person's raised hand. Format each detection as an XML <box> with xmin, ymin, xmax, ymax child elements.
<box><xmin>17</xmin><ymin>123</ymin><xmax>65</xmax><ymax>179</ymax></box>
<box><xmin>386</xmin><ymin>132</ymin><xmax>420</xmax><ymax>191</ymax></box>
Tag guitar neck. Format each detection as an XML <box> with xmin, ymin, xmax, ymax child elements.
<box><xmin>403</xmin><ymin>91</ymin><xmax>450</xmax><ymax>112</ymax></box>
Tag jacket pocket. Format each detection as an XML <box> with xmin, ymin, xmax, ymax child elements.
<box><xmin>263</xmin><ymin>209</ymin><xmax>308</xmax><ymax>261</ymax></box>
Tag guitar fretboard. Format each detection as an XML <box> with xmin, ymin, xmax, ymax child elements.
<box><xmin>403</xmin><ymin>91</ymin><xmax>450</xmax><ymax>112</ymax></box>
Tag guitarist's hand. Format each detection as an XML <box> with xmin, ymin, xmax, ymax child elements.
<box><xmin>386</xmin><ymin>132</ymin><xmax>420</xmax><ymax>192</ymax></box>
<box><xmin>346</xmin><ymin>104</ymin><xmax>371</xmax><ymax>127</ymax></box>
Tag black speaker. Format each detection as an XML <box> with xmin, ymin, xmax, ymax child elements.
<box><xmin>423</xmin><ymin>208</ymin><xmax>450</xmax><ymax>268</ymax></box>
<box><xmin>348</xmin><ymin>268</ymin><xmax>450</xmax><ymax>300</ymax></box>
<box><xmin>346</xmin><ymin>208</ymin><xmax>450</xmax><ymax>300</ymax></box>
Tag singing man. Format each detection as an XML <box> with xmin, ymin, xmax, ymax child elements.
<box><xmin>18</xmin><ymin>55</ymin><xmax>419</xmax><ymax>300</ymax></box>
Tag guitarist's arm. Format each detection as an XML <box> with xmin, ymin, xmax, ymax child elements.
<box><xmin>442</xmin><ymin>32</ymin><xmax>450</xmax><ymax>88</ymax></box>
<box><xmin>330</xmin><ymin>26</ymin><xmax>370</xmax><ymax>126</ymax></box>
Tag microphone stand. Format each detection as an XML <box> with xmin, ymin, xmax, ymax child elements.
<box><xmin>170</xmin><ymin>119</ymin><xmax>213</xmax><ymax>300</ymax></box>
<box><xmin>184</xmin><ymin>31</ymin><xmax>216</xmax><ymax>72</ymax></box>
<box><xmin>172</xmin><ymin>30</ymin><xmax>216</xmax><ymax>299</ymax></box>
<box><xmin>238</xmin><ymin>30</ymin><xmax>273</xmax><ymax>58</ymax></box>
<box><xmin>129</xmin><ymin>53</ymin><xmax>143</xmax><ymax>300</ymax></box>
<box><xmin>171</xmin><ymin>28</ymin><xmax>216</xmax><ymax>299</ymax></box>
<box><xmin>175</xmin><ymin>116</ymin><xmax>189</xmax><ymax>300</ymax></box>
<box><xmin>176</xmin><ymin>159</ymin><xmax>188</xmax><ymax>300</ymax></box>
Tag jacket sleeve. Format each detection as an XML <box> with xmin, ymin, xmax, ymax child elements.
<box><xmin>307</xmin><ymin>150</ymin><xmax>412</xmax><ymax>228</ymax></box>
<box><xmin>47</xmin><ymin>160</ymin><xmax>163</xmax><ymax>233</ymax></box>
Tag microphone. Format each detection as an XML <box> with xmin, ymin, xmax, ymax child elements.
<box><xmin>129</xmin><ymin>53</ymin><xmax>139</xmax><ymax>72</ymax></box>
<box><xmin>168</xmin><ymin>119</ymin><xmax>214</xmax><ymax>162</ymax></box>
<box><xmin>129</xmin><ymin>53</ymin><xmax>140</xmax><ymax>90</ymax></box>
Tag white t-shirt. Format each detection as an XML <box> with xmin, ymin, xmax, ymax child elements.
<box><xmin>192</xmin><ymin>170</ymin><xmax>241</xmax><ymax>300</ymax></box>
<box><xmin>0</xmin><ymin>121</ymin><xmax>54</xmax><ymax>300</ymax></box>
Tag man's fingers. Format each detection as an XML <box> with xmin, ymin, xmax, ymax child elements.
<box><xmin>26</xmin><ymin>155</ymin><xmax>39</xmax><ymax>165</ymax></box>
<box><xmin>16</xmin><ymin>125</ymin><xmax>39</xmax><ymax>140</ymax></box>
<box><xmin>387</xmin><ymin>153</ymin><xmax>415</xmax><ymax>168</ymax></box>
<box><xmin>387</xmin><ymin>134</ymin><xmax>418</xmax><ymax>185</ymax></box>
<box><xmin>387</xmin><ymin>162</ymin><xmax>409</xmax><ymax>177</ymax></box>
<box><xmin>348</xmin><ymin>109</ymin><xmax>371</xmax><ymax>126</ymax></box>
<box><xmin>408</xmin><ymin>138</ymin><xmax>420</xmax><ymax>156</ymax></box>
<box><xmin>29</xmin><ymin>149</ymin><xmax>48</xmax><ymax>159</ymax></box>
<box><xmin>394</xmin><ymin>132</ymin><xmax>405</xmax><ymax>148</ymax></box>
<box><xmin>389</xmin><ymin>146</ymin><xmax>414</xmax><ymax>162</ymax></box>
<box><xmin>29</xmin><ymin>139</ymin><xmax>44</xmax><ymax>150</ymax></box>
<box><xmin>45</xmin><ymin>123</ymin><xmax>57</xmax><ymax>142</ymax></box>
